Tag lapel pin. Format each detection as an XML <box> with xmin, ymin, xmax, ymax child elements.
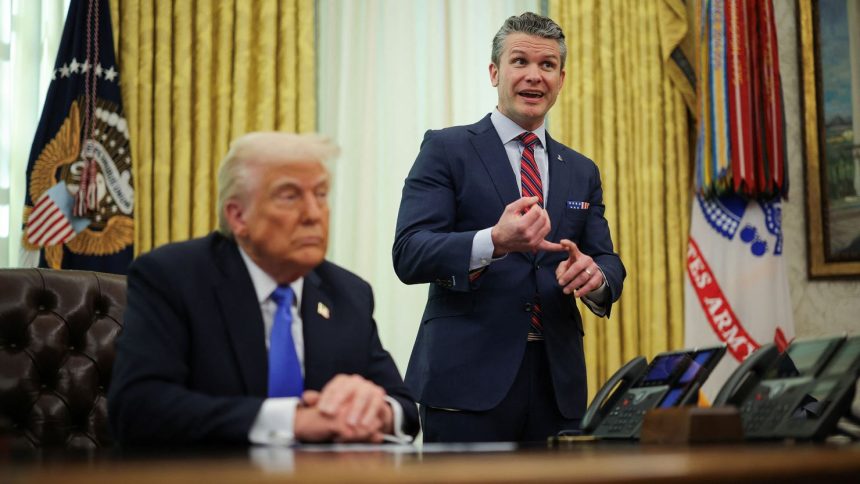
<box><xmin>557</xmin><ymin>154</ymin><xmax>564</xmax><ymax>162</ymax></box>
<box><xmin>317</xmin><ymin>302</ymin><xmax>330</xmax><ymax>319</ymax></box>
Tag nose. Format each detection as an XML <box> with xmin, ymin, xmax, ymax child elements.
<box><xmin>524</xmin><ymin>63</ymin><xmax>542</xmax><ymax>83</ymax></box>
<box><xmin>301</xmin><ymin>192</ymin><xmax>325</xmax><ymax>223</ymax></box>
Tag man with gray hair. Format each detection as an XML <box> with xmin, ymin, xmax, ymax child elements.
<box><xmin>110</xmin><ymin>132</ymin><xmax>419</xmax><ymax>445</ymax></box>
<box><xmin>394</xmin><ymin>12</ymin><xmax>625</xmax><ymax>441</ymax></box>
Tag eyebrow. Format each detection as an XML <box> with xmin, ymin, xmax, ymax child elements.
<box><xmin>269</xmin><ymin>175</ymin><xmax>330</xmax><ymax>193</ymax></box>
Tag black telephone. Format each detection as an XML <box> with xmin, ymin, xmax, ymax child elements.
<box><xmin>579</xmin><ymin>356</ymin><xmax>648</xmax><ymax>434</ymax></box>
<box><xmin>581</xmin><ymin>346</ymin><xmax>726</xmax><ymax>439</ymax></box>
<box><xmin>716</xmin><ymin>335</ymin><xmax>860</xmax><ymax>440</ymax></box>
<box><xmin>712</xmin><ymin>343</ymin><xmax>780</xmax><ymax>407</ymax></box>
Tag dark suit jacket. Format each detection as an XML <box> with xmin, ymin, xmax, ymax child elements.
<box><xmin>108</xmin><ymin>232</ymin><xmax>419</xmax><ymax>445</ymax></box>
<box><xmin>393</xmin><ymin>114</ymin><xmax>625</xmax><ymax>419</ymax></box>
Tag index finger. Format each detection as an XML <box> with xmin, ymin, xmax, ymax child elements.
<box><xmin>560</xmin><ymin>239</ymin><xmax>581</xmax><ymax>258</ymax></box>
<box><xmin>537</xmin><ymin>240</ymin><xmax>565</xmax><ymax>252</ymax></box>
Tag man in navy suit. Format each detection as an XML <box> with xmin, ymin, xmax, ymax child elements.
<box><xmin>393</xmin><ymin>12</ymin><xmax>625</xmax><ymax>442</ymax></box>
<box><xmin>109</xmin><ymin>132</ymin><xmax>419</xmax><ymax>445</ymax></box>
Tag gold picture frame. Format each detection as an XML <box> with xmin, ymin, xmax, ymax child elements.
<box><xmin>800</xmin><ymin>0</ymin><xmax>860</xmax><ymax>278</ymax></box>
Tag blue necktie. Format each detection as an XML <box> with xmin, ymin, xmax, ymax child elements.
<box><xmin>268</xmin><ymin>286</ymin><xmax>303</xmax><ymax>397</ymax></box>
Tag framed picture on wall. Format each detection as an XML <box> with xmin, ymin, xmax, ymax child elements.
<box><xmin>800</xmin><ymin>0</ymin><xmax>860</xmax><ymax>278</ymax></box>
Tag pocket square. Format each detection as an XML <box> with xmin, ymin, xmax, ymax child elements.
<box><xmin>566</xmin><ymin>201</ymin><xmax>590</xmax><ymax>210</ymax></box>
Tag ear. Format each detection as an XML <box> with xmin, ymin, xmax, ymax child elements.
<box><xmin>489</xmin><ymin>63</ymin><xmax>499</xmax><ymax>87</ymax></box>
<box><xmin>559</xmin><ymin>68</ymin><xmax>566</xmax><ymax>90</ymax></box>
<box><xmin>224</xmin><ymin>198</ymin><xmax>248</xmax><ymax>238</ymax></box>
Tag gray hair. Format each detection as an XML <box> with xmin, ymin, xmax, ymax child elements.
<box><xmin>491</xmin><ymin>12</ymin><xmax>567</xmax><ymax>70</ymax></box>
<box><xmin>217</xmin><ymin>132</ymin><xmax>340</xmax><ymax>237</ymax></box>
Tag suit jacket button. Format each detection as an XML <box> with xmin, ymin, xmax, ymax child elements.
<box><xmin>524</xmin><ymin>302</ymin><xmax>532</xmax><ymax>312</ymax></box>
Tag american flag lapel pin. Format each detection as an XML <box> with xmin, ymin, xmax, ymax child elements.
<box><xmin>317</xmin><ymin>302</ymin><xmax>330</xmax><ymax>319</ymax></box>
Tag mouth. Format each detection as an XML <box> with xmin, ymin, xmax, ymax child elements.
<box><xmin>295</xmin><ymin>236</ymin><xmax>324</xmax><ymax>247</ymax></box>
<box><xmin>518</xmin><ymin>90</ymin><xmax>545</xmax><ymax>100</ymax></box>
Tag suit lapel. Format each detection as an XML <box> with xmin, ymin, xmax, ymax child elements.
<box><xmin>469</xmin><ymin>115</ymin><xmax>520</xmax><ymax>207</ymax></box>
<box><xmin>212</xmin><ymin>236</ymin><xmax>268</xmax><ymax>396</ymax></box>
<box><xmin>299</xmin><ymin>268</ymin><xmax>336</xmax><ymax>390</ymax></box>
<box><xmin>545</xmin><ymin>132</ymin><xmax>568</xmax><ymax>244</ymax></box>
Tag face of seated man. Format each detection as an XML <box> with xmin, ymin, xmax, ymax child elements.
<box><xmin>225</xmin><ymin>157</ymin><xmax>330</xmax><ymax>284</ymax></box>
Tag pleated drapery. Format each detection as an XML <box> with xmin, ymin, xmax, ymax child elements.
<box><xmin>549</xmin><ymin>0</ymin><xmax>692</xmax><ymax>399</ymax></box>
<box><xmin>108</xmin><ymin>0</ymin><xmax>316</xmax><ymax>254</ymax></box>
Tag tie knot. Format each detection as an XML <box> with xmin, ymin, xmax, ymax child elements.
<box><xmin>517</xmin><ymin>132</ymin><xmax>539</xmax><ymax>148</ymax></box>
<box><xmin>270</xmin><ymin>286</ymin><xmax>294</xmax><ymax>307</ymax></box>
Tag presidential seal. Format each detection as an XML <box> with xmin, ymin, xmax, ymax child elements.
<box><xmin>24</xmin><ymin>98</ymin><xmax>134</xmax><ymax>269</ymax></box>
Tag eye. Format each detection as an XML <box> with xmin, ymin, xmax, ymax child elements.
<box><xmin>274</xmin><ymin>187</ymin><xmax>300</xmax><ymax>203</ymax></box>
<box><xmin>511</xmin><ymin>57</ymin><xmax>527</xmax><ymax>66</ymax></box>
<box><xmin>542</xmin><ymin>61</ymin><xmax>556</xmax><ymax>70</ymax></box>
<box><xmin>315</xmin><ymin>187</ymin><xmax>329</xmax><ymax>201</ymax></box>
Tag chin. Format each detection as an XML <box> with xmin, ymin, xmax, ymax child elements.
<box><xmin>292</xmin><ymin>248</ymin><xmax>326</xmax><ymax>267</ymax></box>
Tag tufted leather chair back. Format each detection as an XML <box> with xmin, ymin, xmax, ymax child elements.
<box><xmin>0</xmin><ymin>268</ymin><xmax>125</xmax><ymax>450</ymax></box>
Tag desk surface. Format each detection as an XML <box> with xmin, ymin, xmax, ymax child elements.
<box><xmin>4</xmin><ymin>441</ymin><xmax>860</xmax><ymax>483</ymax></box>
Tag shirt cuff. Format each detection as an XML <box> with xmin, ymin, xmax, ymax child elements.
<box><xmin>248</xmin><ymin>397</ymin><xmax>301</xmax><ymax>445</ymax></box>
<box><xmin>469</xmin><ymin>229</ymin><xmax>495</xmax><ymax>270</ymax></box>
<box><xmin>581</xmin><ymin>267</ymin><xmax>610</xmax><ymax>317</ymax></box>
<box><xmin>470</xmin><ymin>228</ymin><xmax>509</xmax><ymax>271</ymax></box>
<box><xmin>383</xmin><ymin>395</ymin><xmax>413</xmax><ymax>444</ymax></box>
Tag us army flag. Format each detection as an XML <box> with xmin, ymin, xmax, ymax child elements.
<box><xmin>684</xmin><ymin>193</ymin><xmax>794</xmax><ymax>400</ymax></box>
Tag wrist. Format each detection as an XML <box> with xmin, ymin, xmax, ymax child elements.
<box><xmin>490</xmin><ymin>225</ymin><xmax>506</xmax><ymax>257</ymax></box>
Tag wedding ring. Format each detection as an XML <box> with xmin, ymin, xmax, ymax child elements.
<box><xmin>585</xmin><ymin>268</ymin><xmax>593</xmax><ymax>276</ymax></box>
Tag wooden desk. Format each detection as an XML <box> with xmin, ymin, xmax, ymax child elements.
<box><xmin>4</xmin><ymin>442</ymin><xmax>860</xmax><ymax>483</ymax></box>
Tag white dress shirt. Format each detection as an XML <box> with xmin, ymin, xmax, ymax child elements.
<box><xmin>238</xmin><ymin>249</ymin><xmax>408</xmax><ymax>445</ymax></box>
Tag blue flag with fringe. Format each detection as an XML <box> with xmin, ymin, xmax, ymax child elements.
<box><xmin>23</xmin><ymin>0</ymin><xmax>133</xmax><ymax>274</ymax></box>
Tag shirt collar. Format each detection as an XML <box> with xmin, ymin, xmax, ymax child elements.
<box><xmin>237</xmin><ymin>246</ymin><xmax>304</xmax><ymax>307</ymax></box>
<box><xmin>490</xmin><ymin>108</ymin><xmax>547</xmax><ymax>148</ymax></box>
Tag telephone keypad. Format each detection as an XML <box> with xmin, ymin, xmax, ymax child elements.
<box><xmin>595</xmin><ymin>391</ymin><xmax>664</xmax><ymax>438</ymax></box>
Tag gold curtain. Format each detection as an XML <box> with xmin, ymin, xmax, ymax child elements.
<box><xmin>549</xmin><ymin>0</ymin><xmax>692</xmax><ymax>399</ymax></box>
<box><xmin>108</xmin><ymin>0</ymin><xmax>316</xmax><ymax>254</ymax></box>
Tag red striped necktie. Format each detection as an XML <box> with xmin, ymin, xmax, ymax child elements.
<box><xmin>517</xmin><ymin>131</ymin><xmax>544</xmax><ymax>340</ymax></box>
<box><xmin>517</xmin><ymin>132</ymin><xmax>543</xmax><ymax>209</ymax></box>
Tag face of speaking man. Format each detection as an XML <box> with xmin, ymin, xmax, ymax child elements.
<box><xmin>226</xmin><ymin>158</ymin><xmax>330</xmax><ymax>284</ymax></box>
<box><xmin>490</xmin><ymin>32</ymin><xmax>566</xmax><ymax>132</ymax></box>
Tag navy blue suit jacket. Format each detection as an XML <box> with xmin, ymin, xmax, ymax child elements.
<box><xmin>393</xmin><ymin>114</ymin><xmax>625</xmax><ymax>418</ymax></box>
<box><xmin>109</xmin><ymin>232</ymin><xmax>419</xmax><ymax>444</ymax></box>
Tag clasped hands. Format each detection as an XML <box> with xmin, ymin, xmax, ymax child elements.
<box><xmin>490</xmin><ymin>196</ymin><xmax>603</xmax><ymax>298</ymax></box>
<box><xmin>294</xmin><ymin>374</ymin><xmax>394</xmax><ymax>443</ymax></box>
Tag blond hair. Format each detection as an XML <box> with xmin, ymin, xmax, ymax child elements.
<box><xmin>217</xmin><ymin>132</ymin><xmax>340</xmax><ymax>236</ymax></box>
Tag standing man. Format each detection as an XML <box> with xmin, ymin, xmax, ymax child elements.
<box><xmin>110</xmin><ymin>132</ymin><xmax>419</xmax><ymax>445</ymax></box>
<box><xmin>393</xmin><ymin>12</ymin><xmax>625</xmax><ymax>442</ymax></box>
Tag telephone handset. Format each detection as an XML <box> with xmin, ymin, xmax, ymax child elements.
<box><xmin>585</xmin><ymin>346</ymin><xmax>726</xmax><ymax>439</ymax></box>
<box><xmin>712</xmin><ymin>343</ymin><xmax>780</xmax><ymax>407</ymax></box>
<box><xmin>724</xmin><ymin>335</ymin><xmax>860</xmax><ymax>440</ymax></box>
<box><xmin>579</xmin><ymin>356</ymin><xmax>648</xmax><ymax>434</ymax></box>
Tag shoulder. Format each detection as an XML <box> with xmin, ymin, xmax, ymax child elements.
<box><xmin>547</xmin><ymin>135</ymin><xmax>600</xmax><ymax>174</ymax></box>
<box><xmin>421</xmin><ymin>114</ymin><xmax>494</xmax><ymax>147</ymax></box>
<box><xmin>131</xmin><ymin>232</ymin><xmax>230</xmax><ymax>276</ymax></box>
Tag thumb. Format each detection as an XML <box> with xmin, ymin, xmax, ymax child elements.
<box><xmin>509</xmin><ymin>196</ymin><xmax>540</xmax><ymax>213</ymax></box>
<box><xmin>302</xmin><ymin>390</ymin><xmax>321</xmax><ymax>406</ymax></box>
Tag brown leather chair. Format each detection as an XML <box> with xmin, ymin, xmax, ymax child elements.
<box><xmin>0</xmin><ymin>268</ymin><xmax>125</xmax><ymax>449</ymax></box>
